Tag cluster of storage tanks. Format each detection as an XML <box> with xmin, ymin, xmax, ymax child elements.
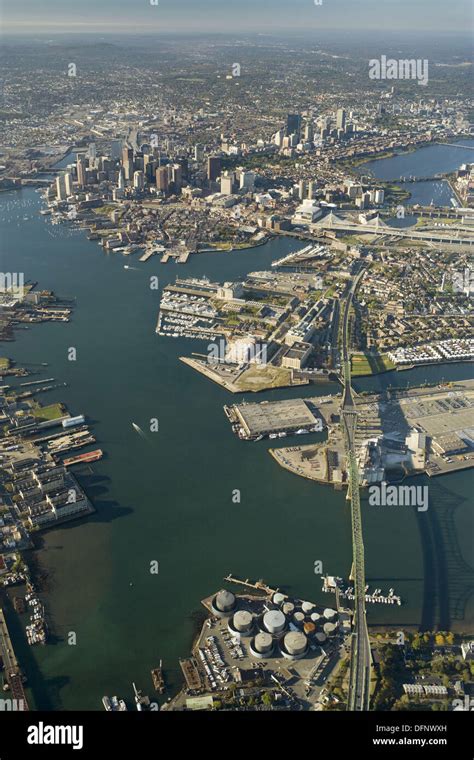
<box><xmin>210</xmin><ymin>589</ymin><xmax>340</xmax><ymax>661</ymax></box>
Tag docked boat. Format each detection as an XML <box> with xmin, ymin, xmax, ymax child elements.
<box><xmin>133</xmin><ymin>682</ymin><xmax>151</xmax><ymax>711</ymax></box>
<box><xmin>151</xmin><ymin>662</ymin><xmax>165</xmax><ymax>693</ymax></box>
<box><xmin>63</xmin><ymin>448</ymin><xmax>103</xmax><ymax>466</ymax></box>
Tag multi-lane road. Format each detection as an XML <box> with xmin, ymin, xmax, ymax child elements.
<box><xmin>340</xmin><ymin>268</ymin><xmax>371</xmax><ymax>711</ymax></box>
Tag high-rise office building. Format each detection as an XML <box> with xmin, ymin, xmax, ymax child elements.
<box><xmin>143</xmin><ymin>154</ymin><xmax>156</xmax><ymax>181</ymax></box>
<box><xmin>133</xmin><ymin>171</ymin><xmax>144</xmax><ymax>191</ymax></box>
<box><xmin>304</xmin><ymin>122</ymin><xmax>314</xmax><ymax>142</ymax></box>
<box><xmin>177</xmin><ymin>157</ymin><xmax>188</xmax><ymax>180</ymax></box>
<box><xmin>156</xmin><ymin>166</ymin><xmax>169</xmax><ymax>193</ymax></box>
<box><xmin>220</xmin><ymin>172</ymin><xmax>234</xmax><ymax>195</ymax></box>
<box><xmin>64</xmin><ymin>172</ymin><xmax>74</xmax><ymax>197</ymax></box>
<box><xmin>118</xmin><ymin>168</ymin><xmax>125</xmax><ymax>191</ymax></box>
<box><xmin>171</xmin><ymin>164</ymin><xmax>182</xmax><ymax>189</ymax></box>
<box><xmin>122</xmin><ymin>146</ymin><xmax>134</xmax><ymax>180</ymax></box>
<box><xmin>336</xmin><ymin>108</ymin><xmax>346</xmax><ymax>131</ymax></box>
<box><xmin>76</xmin><ymin>157</ymin><xmax>87</xmax><ymax>188</ymax></box>
<box><xmin>286</xmin><ymin>113</ymin><xmax>301</xmax><ymax>137</ymax></box>
<box><xmin>273</xmin><ymin>129</ymin><xmax>285</xmax><ymax>147</ymax></box>
<box><xmin>207</xmin><ymin>156</ymin><xmax>222</xmax><ymax>182</ymax></box>
<box><xmin>55</xmin><ymin>175</ymin><xmax>67</xmax><ymax>201</ymax></box>
<box><xmin>239</xmin><ymin>170</ymin><xmax>255</xmax><ymax>192</ymax></box>
<box><xmin>111</xmin><ymin>140</ymin><xmax>123</xmax><ymax>160</ymax></box>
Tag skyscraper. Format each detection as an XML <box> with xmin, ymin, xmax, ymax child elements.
<box><xmin>64</xmin><ymin>172</ymin><xmax>74</xmax><ymax>197</ymax></box>
<box><xmin>133</xmin><ymin>171</ymin><xmax>144</xmax><ymax>191</ymax></box>
<box><xmin>76</xmin><ymin>157</ymin><xmax>87</xmax><ymax>189</ymax></box>
<box><xmin>122</xmin><ymin>146</ymin><xmax>134</xmax><ymax>181</ymax></box>
<box><xmin>207</xmin><ymin>156</ymin><xmax>222</xmax><ymax>183</ymax></box>
<box><xmin>336</xmin><ymin>108</ymin><xmax>346</xmax><ymax>131</ymax></box>
<box><xmin>111</xmin><ymin>140</ymin><xmax>123</xmax><ymax>160</ymax></box>
<box><xmin>304</xmin><ymin>122</ymin><xmax>314</xmax><ymax>142</ymax></box>
<box><xmin>156</xmin><ymin>166</ymin><xmax>169</xmax><ymax>193</ymax></box>
<box><xmin>55</xmin><ymin>175</ymin><xmax>67</xmax><ymax>201</ymax></box>
<box><xmin>171</xmin><ymin>164</ymin><xmax>183</xmax><ymax>191</ymax></box>
<box><xmin>239</xmin><ymin>170</ymin><xmax>255</xmax><ymax>192</ymax></box>
<box><xmin>143</xmin><ymin>154</ymin><xmax>156</xmax><ymax>181</ymax></box>
<box><xmin>286</xmin><ymin>113</ymin><xmax>301</xmax><ymax>137</ymax></box>
<box><xmin>220</xmin><ymin>173</ymin><xmax>234</xmax><ymax>195</ymax></box>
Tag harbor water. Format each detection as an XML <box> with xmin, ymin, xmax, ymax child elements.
<box><xmin>0</xmin><ymin>173</ymin><xmax>472</xmax><ymax>709</ymax></box>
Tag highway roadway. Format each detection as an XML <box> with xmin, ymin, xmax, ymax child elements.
<box><xmin>340</xmin><ymin>268</ymin><xmax>372</xmax><ymax>711</ymax></box>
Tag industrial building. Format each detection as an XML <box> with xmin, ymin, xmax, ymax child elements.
<box><xmin>281</xmin><ymin>341</ymin><xmax>312</xmax><ymax>370</ymax></box>
<box><xmin>232</xmin><ymin>398</ymin><xmax>320</xmax><ymax>438</ymax></box>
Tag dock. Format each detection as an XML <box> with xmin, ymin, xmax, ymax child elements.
<box><xmin>151</xmin><ymin>663</ymin><xmax>165</xmax><ymax>693</ymax></box>
<box><xmin>223</xmin><ymin>573</ymin><xmax>278</xmax><ymax>596</ymax></box>
<box><xmin>179</xmin><ymin>658</ymin><xmax>202</xmax><ymax>691</ymax></box>
<box><xmin>0</xmin><ymin>608</ymin><xmax>29</xmax><ymax>710</ymax></box>
<box><xmin>139</xmin><ymin>250</ymin><xmax>155</xmax><ymax>262</ymax></box>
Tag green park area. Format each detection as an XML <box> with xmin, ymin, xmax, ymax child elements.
<box><xmin>351</xmin><ymin>352</ymin><xmax>396</xmax><ymax>377</ymax></box>
<box><xmin>32</xmin><ymin>402</ymin><xmax>65</xmax><ymax>421</ymax></box>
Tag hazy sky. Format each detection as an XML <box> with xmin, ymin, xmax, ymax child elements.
<box><xmin>1</xmin><ymin>0</ymin><xmax>472</xmax><ymax>35</ymax></box>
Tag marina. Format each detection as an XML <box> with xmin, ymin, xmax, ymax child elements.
<box><xmin>322</xmin><ymin>575</ymin><xmax>402</xmax><ymax>606</ymax></box>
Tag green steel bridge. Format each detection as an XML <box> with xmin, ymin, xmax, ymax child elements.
<box><xmin>340</xmin><ymin>268</ymin><xmax>371</xmax><ymax>711</ymax></box>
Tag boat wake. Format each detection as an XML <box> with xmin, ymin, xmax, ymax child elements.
<box><xmin>132</xmin><ymin>422</ymin><xmax>149</xmax><ymax>441</ymax></box>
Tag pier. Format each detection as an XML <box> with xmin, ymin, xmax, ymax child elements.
<box><xmin>0</xmin><ymin>608</ymin><xmax>29</xmax><ymax>710</ymax></box>
<box><xmin>223</xmin><ymin>573</ymin><xmax>278</xmax><ymax>596</ymax></box>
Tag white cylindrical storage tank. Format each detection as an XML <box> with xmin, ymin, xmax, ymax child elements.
<box><xmin>315</xmin><ymin>632</ymin><xmax>327</xmax><ymax>643</ymax></box>
<box><xmin>282</xmin><ymin>631</ymin><xmax>308</xmax><ymax>659</ymax></box>
<box><xmin>263</xmin><ymin>609</ymin><xmax>286</xmax><ymax>635</ymax></box>
<box><xmin>232</xmin><ymin>610</ymin><xmax>253</xmax><ymax>634</ymax></box>
<box><xmin>310</xmin><ymin>613</ymin><xmax>321</xmax><ymax>623</ymax></box>
<box><xmin>323</xmin><ymin>608</ymin><xmax>337</xmax><ymax>620</ymax></box>
<box><xmin>211</xmin><ymin>589</ymin><xmax>236</xmax><ymax>617</ymax></box>
<box><xmin>282</xmin><ymin>602</ymin><xmax>295</xmax><ymax>616</ymax></box>
<box><xmin>302</xmin><ymin>602</ymin><xmax>315</xmax><ymax>614</ymax></box>
<box><xmin>250</xmin><ymin>632</ymin><xmax>274</xmax><ymax>658</ymax></box>
<box><xmin>293</xmin><ymin>611</ymin><xmax>305</xmax><ymax>626</ymax></box>
<box><xmin>254</xmin><ymin>632</ymin><xmax>273</xmax><ymax>654</ymax></box>
<box><xmin>323</xmin><ymin>622</ymin><xmax>337</xmax><ymax>636</ymax></box>
<box><xmin>272</xmin><ymin>592</ymin><xmax>285</xmax><ymax>606</ymax></box>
